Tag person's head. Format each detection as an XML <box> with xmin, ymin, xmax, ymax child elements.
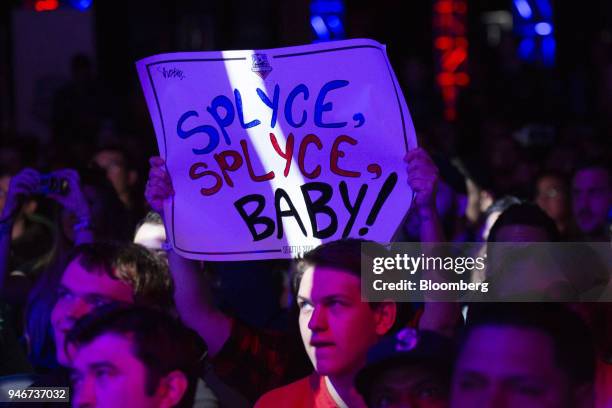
<box><xmin>293</xmin><ymin>239</ymin><xmax>397</xmax><ymax>379</ymax></box>
<box><xmin>60</xmin><ymin>167</ymin><xmax>132</xmax><ymax>243</ymax></box>
<box><xmin>356</xmin><ymin>329</ymin><xmax>453</xmax><ymax>408</ymax></box>
<box><xmin>571</xmin><ymin>162</ymin><xmax>612</xmax><ymax>238</ymax></box>
<box><xmin>91</xmin><ymin>146</ymin><xmax>138</xmax><ymax>203</ymax></box>
<box><xmin>479</xmin><ymin>196</ymin><xmax>521</xmax><ymax>241</ymax></box>
<box><xmin>451</xmin><ymin>303</ymin><xmax>595</xmax><ymax>408</ymax></box>
<box><xmin>535</xmin><ymin>173</ymin><xmax>570</xmax><ymax>226</ymax></box>
<box><xmin>486</xmin><ymin>247</ymin><xmax>574</xmax><ymax>301</ymax></box>
<box><xmin>67</xmin><ymin>305</ymin><xmax>204</xmax><ymax>408</ymax></box>
<box><xmin>51</xmin><ymin>242</ymin><xmax>173</xmax><ymax>365</ymax></box>
<box><xmin>487</xmin><ymin>203</ymin><xmax>560</xmax><ymax>243</ymax></box>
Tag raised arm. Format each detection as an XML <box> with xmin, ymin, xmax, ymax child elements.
<box><xmin>47</xmin><ymin>169</ymin><xmax>94</xmax><ymax>245</ymax></box>
<box><xmin>145</xmin><ymin>156</ymin><xmax>232</xmax><ymax>356</ymax></box>
<box><xmin>404</xmin><ymin>148</ymin><xmax>461</xmax><ymax>337</ymax></box>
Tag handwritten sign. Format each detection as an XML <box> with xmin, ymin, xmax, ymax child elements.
<box><xmin>137</xmin><ymin>39</ymin><xmax>416</xmax><ymax>260</ymax></box>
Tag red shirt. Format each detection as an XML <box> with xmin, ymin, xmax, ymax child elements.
<box><xmin>596</xmin><ymin>360</ymin><xmax>612</xmax><ymax>408</ymax></box>
<box><xmin>255</xmin><ymin>374</ymin><xmax>339</xmax><ymax>408</ymax></box>
<box><xmin>212</xmin><ymin>319</ymin><xmax>312</xmax><ymax>403</ymax></box>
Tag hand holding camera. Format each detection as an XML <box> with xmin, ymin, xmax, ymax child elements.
<box><xmin>45</xmin><ymin>169</ymin><xmax>91</xmax><ymax>221</ymax></box>
<box><xmin>1</xmin><ymin>168</ymin><xmax>41</xmax><ymax>223</ymax></box>
<box><xmin>1</xmin><ymin>168</ymin><xmax>90</xmax><ymax>224</ymax></box>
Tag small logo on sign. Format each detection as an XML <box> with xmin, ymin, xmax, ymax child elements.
<box><xmin>251</xmin><ymin>54</ymin><xmax>273</xmax><ymax>79</ymax></box>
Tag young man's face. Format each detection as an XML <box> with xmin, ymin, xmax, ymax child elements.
<box><xmin>71</xmin><ymin>333</ymin><xmax>169</xmax><ymax>408</ymax></box>
<box><xmin>572</xmin><ymin>168</ymin><xmax>612</xmax><ymax>235</ymax></box>
<box><xmin>367</xmin><ymin>364</ymin><xmax>449</xmax><ymax>408</ymax></box>
<box><xmin>51</xmin><ymin>257</ymin><xmax>134</xmax><ymax>365</ymax></box>
<box><xmin>451</xmin><ymin>326</ymin><xmax>578</xmax><ymax>408</ymax></box>
<box><xmin>297</xmin><ymin>266</ymin><xmax>384</xmax><ymax>378</ymax></box>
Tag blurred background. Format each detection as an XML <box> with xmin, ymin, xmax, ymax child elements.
<box><xmin>0</xmin><ymin>0</ymin><xmax>610</xmax><ymax>196</ymax></box>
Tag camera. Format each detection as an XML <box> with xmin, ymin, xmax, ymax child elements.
<box><xmin>38</xmin><ymin>174</ymin><xmax>69</xmax><ymax>195</ymax></box>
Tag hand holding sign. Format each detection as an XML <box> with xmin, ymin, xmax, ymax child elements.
<box><xmin>145</xmin><ymin>156</ymin><xmax>174</xmax><ymax>217</ymax></box>
<box><xmin>404</xmin><ymin>148</ymin><xmax>439</xmax><ymax>214</ymax></box>
<box><xmin>137</xmin><ymin>39</ymin><xmax>417</xmax><ymax>260</ymax></box>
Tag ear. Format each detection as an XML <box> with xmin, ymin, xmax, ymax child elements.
<box><xmin>128</xmin><ymin>170</ymin><xmax>138</xmax><ymax>187</ymax></box>
<box><xmin>157</xmin><ymin>370</ymin><xmax>189</xmax><ymax>408</ymax></box>
<box><xmin>374</xmin><ymin>301</ymin><xmax>397</xmax><ymax>336</ymax></box>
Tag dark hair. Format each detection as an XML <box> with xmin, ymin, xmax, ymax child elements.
<box><xmin>92</xmin><ymin>144</ymin><xmax>134</xmax><ymax>170</ymax></box>
<box><xmin>484</xmin><ymin>196</ymin><xmax>522</xmax><ymax>218</ymax></box>
<box><xmin>488</xmin><ymin>203</ymin><xmax>560</xmax><ymax>242</ymax></box>
<box><xmin>463</xmin><ymin>303</ymin><xmax>596</xmax><ymax>386</ymax></box>
<box><xmin>292</xmin><ymin>238</ymin><xmax>387</xmax><ymax>293</ymax></box>
<box><xmin>292</xmin><ymin>239</ymin><xmax>411</xmax><ymax>333</ymax></box>
<box><xmin>76</xmin><ymin>166</ymin><xmax>134</xmax><ymax>242</ymax></box>
<box><xmin>573</xmin><ymin>159</ymin><xmax>612</xmax><ymax>188</ymax></box>
<box><xmin>68</xmin><ymin>242</ymin><xmax>174</xmax><ymax>310</ymax></box>
<box><xmin>66</xmin><ymin>305</ymin><xmax>205</xmax><ymax>408</ymax></box>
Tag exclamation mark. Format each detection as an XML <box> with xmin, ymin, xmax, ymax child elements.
<box><xmin>358</xmin><ymin>172</ymin><xmax>398</xmax><ymax>236</ymax></box>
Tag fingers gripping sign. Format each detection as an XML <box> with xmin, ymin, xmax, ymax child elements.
<box><xmin>145</xmin><ymin>156</ymin><xmax>175</xmax><ymax>218</ymax></box>
<box><xmin>404</xmin><ymin>148</ymin><xmax>439</xmax><ymax>214</ymax></box>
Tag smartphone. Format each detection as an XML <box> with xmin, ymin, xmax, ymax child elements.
<box><xmin>39</xmin><ymin>174</ymin><xmax>69</xmax><ymax>195</ymax></box>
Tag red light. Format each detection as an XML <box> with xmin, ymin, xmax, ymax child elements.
<box><xmin>434</xmin><ymin>0</ymin><xmax>468</xmax><ymax>121</ymax></box>
<box><xmin>435</xmin><ymin>36</ymin><xmax>453</xmax><ymax>49</ymax></box>
<box><xmin>455</xmin><ymin>37</ymin><xmax>468</xmax><ymax>49</ymax></box>
<box><xmin>35</xmin><ymin>0</ymin><xmax>59</xmax><ymax>12</ymax></box>
<box><xmin>454</xmin><ymin>2</ymin><xmax>467</xmax><ymax>14</ymax></box>
<box><xmin>435</xmin><ymin>1</ymin><xmax>453</xmax><ymax>14</ymax></box>
<box><xmin>455</xmin><ymin>73</ymin><xmax>470</xmax><ymax>86</ymax></box>
<box><xmin>442</xmin><ymin>48</ymin><xmax>467</xmax><ymax>71</ymax></box>
<box><xmin>437</xmin><ymin>73</ymin><xmax>454</xmax><ymax>87</ymax></box>
<box><xmin>445</xmin><ymin>108</ymin><xmax>457</xmax><ymax>121</ymax></box>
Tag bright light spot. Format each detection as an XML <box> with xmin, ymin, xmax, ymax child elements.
<box><xmin>514</xmin><ymin>0</ymin><xmax>532</xmax><ymax>19</ymax></box>
<box><xmin>74</xmin><ymin>0</ymin><xmax>93</xmax><ymax>10</ymax></box>
<box><xmin>535</xmin><ymin>22</ymin><xmax>552</xmax><ymax>35</ymax></box>
<box><xmin>35</xmin><ymin>0</ymin><xmax>59</xmax><ymax>12</ymax></box>
<box><xmin>222</xmin><ymin>52</ymin><xmax>322</xmax><ymax>254</ymax></box>
<box><xmin>310</xmin><ymin>16</ymin><xmax>329</xmax><ymax>39</ymax></box>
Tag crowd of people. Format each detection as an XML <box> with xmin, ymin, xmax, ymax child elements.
<box><xmin>0</xmin><ymin>44</ymin><xmax>610</xmax><ymax>408</ymax></box>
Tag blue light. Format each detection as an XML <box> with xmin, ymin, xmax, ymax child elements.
<box><xmin>70</xmin><ymin>0</ymin><xmax>92</xmax><ymax>11</ymax></box>
<box><xmin>310</xmin><ymin>0</ymin><xmax>344</xmax><ymax>42</ymax></box>
<box><xmin>542</xmin><ymin>36</ymin><xmax>556</xmax><ymax>66</ymax></box>
<box><xmin>535</xmin><ymin>0</ymin><xmax>553</xmax><ymax>19</ymax></box>
<box><xmin>310</xmin><ymin>16</ymin><xmax>330</xmax><ymax>40</ymax></box>
<box><xmin>327</xmin><ymin>15</ymin><xmax>341</xmax><ymax>29</ymax></box>
<box><xmin>534</xmin><ymin>22</ymin><xmax>552</xmax><ymax>35</ymax></box>
<box><xmin>310</xmin><ymin>0</ymin><xmax>344</xmax><ymax>14</ymax></box>
<box><xmin>518</xmin><ymin>38</ymin><xmax>535</xmax><ymax>60</ymax></box>
<box><xmin>514</xmin><ymin>0</ymin><xmax>533</xmax><ymax>19</ymax></box>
